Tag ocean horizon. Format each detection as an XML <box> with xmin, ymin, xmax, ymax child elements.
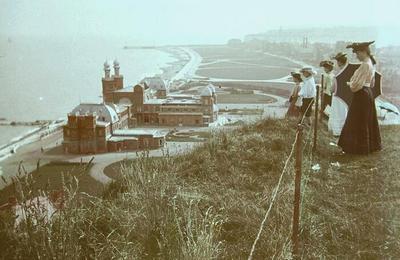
<box><xmin>0</xmin><ymin>35</ymin><xmax>179</xmax><ymax>147</ymax></box>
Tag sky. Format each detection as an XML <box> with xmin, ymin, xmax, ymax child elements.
<box><xmin>1</xmin><ymin>0</ymin><xmax>400</xmax><ymax>46</ymax></box>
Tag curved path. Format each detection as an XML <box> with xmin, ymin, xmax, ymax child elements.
<box><xmin>67</xmin><ymin>142</ymin><xmax>199</xmax><ymax>185</ymax></box>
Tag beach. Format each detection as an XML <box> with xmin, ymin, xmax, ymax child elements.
<box><xmin>0</xmin><ymin>43</ymin><xmax>196</xmax><ymax>188</ymax></box>
<box><xmin>0</xmin><ymin>35</ymin><xmax>183</xmax><ymax>150</ymax></box>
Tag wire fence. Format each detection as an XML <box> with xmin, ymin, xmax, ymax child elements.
<box><xmin>248</xmin><ymin>87</ymin><xmax>320</xmax><ymax>260</ymax></box>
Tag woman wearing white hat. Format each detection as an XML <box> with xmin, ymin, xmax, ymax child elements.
<box><xmin>298</xmin><ymin>66</ymin><xmax>317</xmax><ymax>125</ymax></box>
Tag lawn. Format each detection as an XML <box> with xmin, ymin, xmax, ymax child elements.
<box><xmin>193</xmin><ymin>46</ymin><xmax>298</xmax><ymax>80</ymax></box>
<box><xmin>217</xmin><ymin>93</ymin><xmax>276</xmax><ymax>104</ymax></box>
<box><xmin>0</xmin><ymin>161</ymin><xmax>102</xmax><ymax>205</ymax></box>
<box><xmin>196</xmin><ymin>67</ymin><xmax>291</xmax><ymax>80</ymax></box>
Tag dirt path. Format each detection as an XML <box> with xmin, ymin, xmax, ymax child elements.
<box><xmin>67</xmin><ymin>142</ymin><xmax>199</xmax><ymax>185</ymax></box>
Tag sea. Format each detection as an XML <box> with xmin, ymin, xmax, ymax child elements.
<box><xmin>0</xmin><ymin>35</ymin><xmax>178</xmax><ymax>147</ymax></box>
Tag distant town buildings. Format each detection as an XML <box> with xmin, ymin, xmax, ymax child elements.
<box><xmin>62</xmin><ymin>60</ymin><xmax>218</xmax><ymax>154</ymax></box>
<box><xmin>244</xmin><ymin>27</ymin><xmax>378</xmax><ymax>45</ymax></box>
<box><xmin>227</xmin><ymin>38</ymin><xmax>243</xmax><ymax>47</ymax></box>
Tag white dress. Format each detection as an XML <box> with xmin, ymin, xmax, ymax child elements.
<box><xmin>328</xmin><ymin>65</ymin><xmax>349</xmax><ymax>136</ymax></box>
<box><xmin>328</xmin><ymin>96</ymin><xmax>348</xmax><ymax>136</ymax></box>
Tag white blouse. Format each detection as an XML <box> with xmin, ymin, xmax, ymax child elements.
<box><xmin>299</xmin><ymin>76</ymin><xmax>316</xmax><ymax>98</ymax></box>
<box><xmin>322</xmin><ymin>71</ymin><xmax>335</xmax><ymax>96</ymax></box>
<box><xmin>349</xmin><ymin>58</ymin><xmax>375</xmax><ymax>93</ymax></box>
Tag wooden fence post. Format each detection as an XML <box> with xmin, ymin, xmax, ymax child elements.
<box><xmin>319</xmin><ymin>74</ymin><xmax>325</xmax><ymax>115</ymax></box>
<box><xmin>313</xmin><ymin>83</ymin><xmax>320</xmax><ymax>153</ymax></box>
<box><xmin>292</xmin><ymin>124</ymin><xmax>303</xmax><ymax>259</ymax></box>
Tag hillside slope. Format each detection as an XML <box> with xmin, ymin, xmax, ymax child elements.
<box><xmin>1</xmin><ymin>119</ymin><xmax>399</xmax><ymax>259</ymax></box>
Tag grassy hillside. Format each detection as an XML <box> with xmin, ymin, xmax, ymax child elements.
<box><xmin>0</xmin><ymin>118</ymin><xmax>399</xmax><ymax>259</ymax></box>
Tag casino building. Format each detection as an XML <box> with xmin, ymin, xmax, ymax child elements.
<box><xmin>62</xmin><ymin>103</ymin><xmax>167</xmax><ymax>154</ymax></box>
<box><xmin>62</xmin><ymin>60</ymin><xmax>218</xmax><ymax>154</ymax></box>
<box><xmin>101</xmin><ymin>60</ymin><xmax>218</xmax><ymax>127</ymax></box>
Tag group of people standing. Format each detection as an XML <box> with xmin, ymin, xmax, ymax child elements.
<box><xmin>286</xmin><ymin>41</ymin><xmax>382</xmax><ymax>155</ymax></box>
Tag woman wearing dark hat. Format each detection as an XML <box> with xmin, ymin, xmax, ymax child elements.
<box><xmin>286</xmin><ymin>72</ymin><xmax>302</xmax><ymax>118</ymax></box>
<box><xmin>338</xmin><ymin>41</ymin><xmax>381</xmax><ymax>154</ymax></box>
<box><xmin>319</xmin><ymin>60</ymin><xmax>335</xmax><ymax>115</ymax></box>
<box><xmin>333</xmin><ymin>52</ymin><xmax>348</xmax><ymax>69</ymax></box>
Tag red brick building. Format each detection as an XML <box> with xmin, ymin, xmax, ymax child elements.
<box><xmin>101</xmin><ymin>61</ymin><xmax>219</xmax><ymax>127</ymax></box>
<box><xmin>62</xmin><ymin>60</ymin><xmax>217</xmax><ymax>154</ymax></box>
<box><xmin>62</xmin><ymin>103</ymin><xmax>166</xmax><ymax>154</ymax></box>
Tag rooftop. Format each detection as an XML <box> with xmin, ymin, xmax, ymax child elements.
<box><xmin>96</xmin><ymin>121</ymin><xmax>110</xmax><ymax>127</ymax></box>
<box><xmin>113</xmin><ymin>129</ymin><xmax>168</xmax><ymax>138</ymax></box>
<box><xmin>141</xmin><ymin>77</ymin><xmax>168</xmax><ymax>90</ymax></box>
<box><xmin>108</xmin><ymin>136</ymin><xmax>138</xmax><ymax>142</ymax></box>
<box><xmin>145</xmin><ymin>97</ymin><xmax>201</xmax><ymax>105</ymax></box>
<box><xmin>70</xmin><ymin>103</ymin><xmax>119</xmax><ymax>124</ymax></box>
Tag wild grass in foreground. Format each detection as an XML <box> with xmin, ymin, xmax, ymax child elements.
<box><xmin>0</xmin><ymin>118</ymin><xmax>399</xmax><ymax>259</ymax></box>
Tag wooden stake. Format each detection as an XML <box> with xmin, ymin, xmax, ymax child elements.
<box><xmin>313</xmin><ymin>83</ymin><xmax>320</xmax><ymax>153</ymax></box>
<box><xmin>292</xmin><ymin>124</ymin><xmax>303</xmax><ymax>259</ymax></box>
<box><xmin>320</xmin><ymin>74</ymin><xmax>325</xmax><ymax>115</ymax></box>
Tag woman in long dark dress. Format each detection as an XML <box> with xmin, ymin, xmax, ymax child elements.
<box><xmin>338</xmin><ymin>41</ymin><xmax>382</xmax><ymax>154</ymax></box>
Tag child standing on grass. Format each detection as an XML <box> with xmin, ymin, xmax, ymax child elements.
<box><xmin>286</xmin><ymin>72</ymin><xmax>303</xmax><ymax>118</ymax></box>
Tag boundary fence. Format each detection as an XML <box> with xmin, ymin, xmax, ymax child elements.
<box><xmin>248</xmin><ymin>82</ymin><xmax>323</xmax><ymax>260</ymax></box>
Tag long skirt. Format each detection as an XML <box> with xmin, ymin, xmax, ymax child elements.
<box><xmin>286</xmin><ymin>97</ymin><xmax>300</xmax><ymax>117</ymax></box>
<box><xmin>321</xmin><ymin>94</ymin><xmax>332</xmax><ymax>112</ymax></box>
<box><xmin>328</xmin><ymin>96</ymin><xmax>348</xmax><ymax>136</ymax></box>
<box><xmin>338</xmin><ymin>87</ymin><xmax>381</xmax><ymax>154</ymax></box>
<box><xmin>301</xmin><ymin>98</ymin><xmax>314</xmax><ymax>117</ymax></box>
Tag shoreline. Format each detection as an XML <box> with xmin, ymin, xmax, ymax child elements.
<box><xmin>0</xmin><ymin>46</ymin><xmax>198</xmax><ymax>189</ymax></box>
<box><xmin>0</xmin><ymin>121</ymin><xmax>65</xmax><ymax>164</ymax></box>
<box><xmin>0</xmin><ymin>46</ymin><xmax>192</xmax><ymax>162</ymax></box>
